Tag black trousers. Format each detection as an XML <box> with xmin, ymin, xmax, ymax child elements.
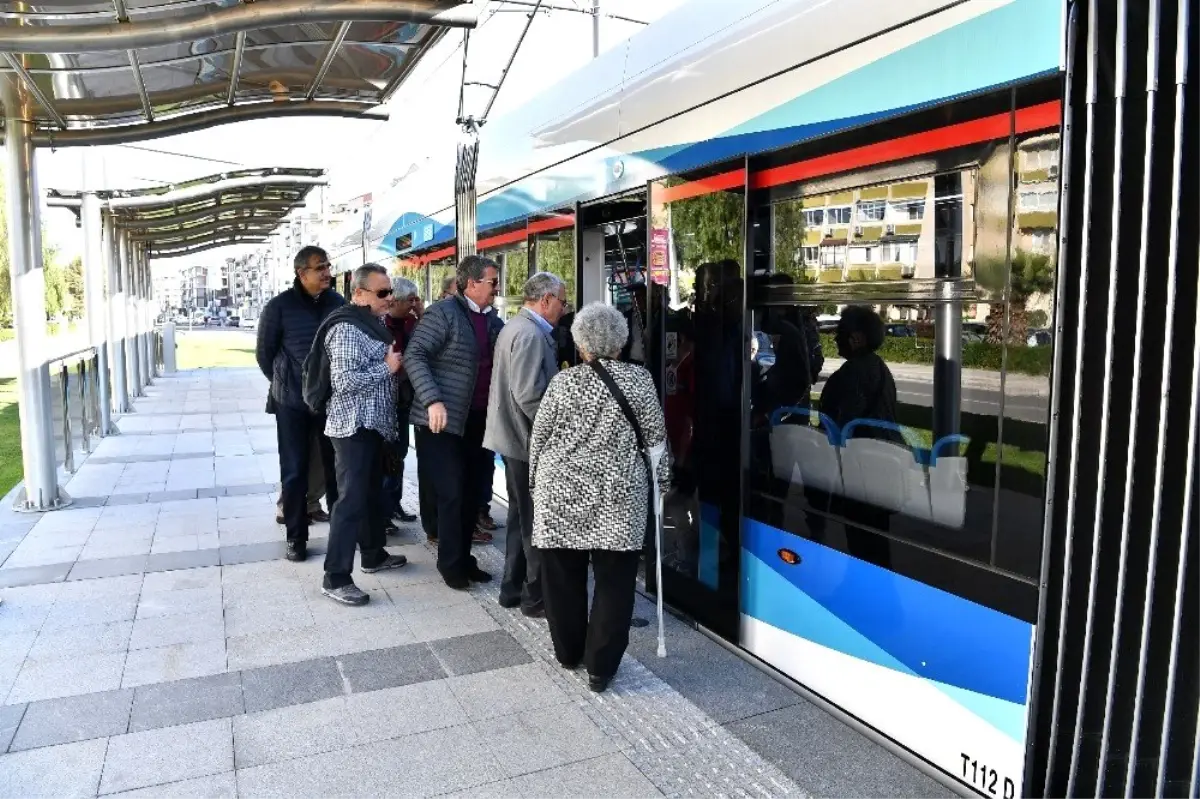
<box><xmin>499</xmin><ymin>457</ymin><xmax>541</xmax><ymax>610</ymax></box>
<box><xmin>275</xmin><ymin>404</ymin><xmax>337</xmax><ymax>543</ymax></box>
<box><xmin>414</xmin><ymin>409</ymin><xmax>486</xmax><ymax>579</ymax></box>
<box><xmin>325</xmin><ymin>428</ymin><xmax>390</xmax><ymax>587</ymax></box>
<box><xmin>539</xmin><ymin>547</ymin><xmax>641</xmax><ymax>679</ymax></box>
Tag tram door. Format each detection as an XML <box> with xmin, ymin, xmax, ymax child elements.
<box><xmin>645</xmin><ymin>161</ymin><xmax>748</xmax><ymax>640</ymax></box>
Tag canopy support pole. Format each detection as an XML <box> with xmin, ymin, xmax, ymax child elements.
<box><xmin>3</xmin><ymin>75</ymin><xmax>66</xmax><ymax>511</ymax></box>
<box><xmin>105</xmin><ymin>211</ymin><xmax>129</xmax><ymax>414</ymax></box>
<box><xmin>82</xmin><ymin>154</ymin><xmax>113</xmax><ymax>434</ymax></box>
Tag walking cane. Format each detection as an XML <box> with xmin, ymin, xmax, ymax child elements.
<box><xmin>649</xmin><ymin>442</ymin><xmax>667</xmax><ymax>658</ymax></box>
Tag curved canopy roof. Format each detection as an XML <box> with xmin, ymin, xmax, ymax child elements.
<box><xmin>0</xmin><ymin>0</ymin><xmax>478</xmax><ymax>146</ymax></box>
<box><xmin>46</xmin><ymin>165</ymin><xmax>325</xmax><ymax>257</ymax></box>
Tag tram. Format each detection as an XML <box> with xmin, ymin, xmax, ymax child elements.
<box><xmin>337</xmin><ymin>0</ymin><xmax>1066</xmax><ymax>793</ymax></box>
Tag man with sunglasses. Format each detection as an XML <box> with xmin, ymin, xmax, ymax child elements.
<box><xmin>257</xmin><ymin>245</ymin><xmax>345</xmax><ymax>562</ymax></box>
<box><xmin>316</xmin><ymin>263</ymin><xmax>409</xmax><ymax>605</ymax></box>
<box><xmin>405</xmin><ymin>255</ymin><xmax>503</xmax><ymax>590</ymax></box>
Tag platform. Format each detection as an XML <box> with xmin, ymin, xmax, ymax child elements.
<box><xmin>0</xmin><ymin>367</ymin><xmax>951</xmax><ymax>798</ymax></box>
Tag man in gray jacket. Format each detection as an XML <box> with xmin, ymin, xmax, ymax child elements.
<box><xmin>484</xmin><ymin>273</ymin><xmax>568</xmax><ymax>617</ymax></box>
<box><xmin>405</xmin><ymin>255</ymin><xmax>502</xmax><ymax>589</ymax></box>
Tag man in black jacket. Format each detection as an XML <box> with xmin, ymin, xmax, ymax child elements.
<box><xmin>256</xmin><ymin>245</ymin><xmax>347</xmax><ymax>562</ymax></box>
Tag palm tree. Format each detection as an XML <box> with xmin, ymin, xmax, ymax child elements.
<box><xmin>974</xmin><ymin>248</ymin><xmax>1055</xmax><ymax>344</ymax></box>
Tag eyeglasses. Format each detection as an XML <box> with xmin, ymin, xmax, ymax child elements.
<box><xmin>473</xmin><ymin>277</ymin><xmax>499</xmax><ymax>287</ymax></box>
<box><xmin>307</xmin><ymin>262</ymin><xmax>332</xmax><ymax>273</ymax></box>
<box><xmin>371</xmin><ymin>288</ymin><xmax>393</xmax><ymax>299</ymax></box>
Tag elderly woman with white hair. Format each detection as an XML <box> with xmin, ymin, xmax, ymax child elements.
<box><xmin>528</xmin><ymin>301</ymin><xmax>670</xmax><ymax>693</ymax></box>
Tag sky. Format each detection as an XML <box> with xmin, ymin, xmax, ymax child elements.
<box><xmin>35</xmin><ymin>0</ymin><xmax>688</xmax><ymax>274</ymax></box>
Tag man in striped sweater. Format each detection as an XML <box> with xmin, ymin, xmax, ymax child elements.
<box><xmin>405</xmin><ymin>255</ymin><xmax>503</xmax><ymax>590</ymax></box>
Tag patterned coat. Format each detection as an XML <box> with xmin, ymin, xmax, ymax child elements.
<box><xmin>529</xmin><ymin>359</ymin><xmax>671</xmax><ymax>552</ymax></box>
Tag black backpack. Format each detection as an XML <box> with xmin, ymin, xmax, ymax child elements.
<box><xmin>301</xmin><ymin>320</ymin><xmax>336</xmax><ymax>416</ymax></box>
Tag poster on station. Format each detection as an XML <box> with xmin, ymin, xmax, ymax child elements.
<box><xmin>650</xmin><ymin>227</ymin><xmax>671</xmax><ymax>285</ymax></box>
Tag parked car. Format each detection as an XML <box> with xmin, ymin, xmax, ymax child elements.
<box><xmin>1028</xmin><ymin>328</ymin><xmax>1052</xmax><ymax>347</ymax></box>
<box><xmin>885</xmin><ymin>324</ymin><xmax>916</xmax><ymax>337</ymax></box>
<box><xmin>226</xmin><ymin>315</ymin><xmax>240</xmax><ymax>328</ymax></box>
<box><xmin>239</xmin><ymin>316</ymin><xmax>258</xmax><ymax>330</ymax></box>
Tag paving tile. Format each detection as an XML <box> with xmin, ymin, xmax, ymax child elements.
<box><xmin>401</xmin><ymin>599</ymin><xmax>500</xmax><ymax>643</ymax></box>
<box><xmin>316</xmin><ymin>615</ymin><xmax>417</xmax><ymax>658</ymax></box>
<box><xmin>6</xmin><ymin>651</ymin><xmax>126</xmax><ymax>704</ymax></box>
<box><xmin>129</xmin><ymin>611</ymin><xmax>225</xmax><ymax>650</ymax></box>
<box><xmin>473</xmin><ymin>703</ymin><xmax>621</xmax><ymax>778</ymax></box>
<box><xmin>509</xmin><ymin>752</ymin><xmax>664</xmax><ymax>798</ymax></box>
<box><xmin>428</xmin><ymin>629</ymin><xmax>531</xmax><ymax>677</ymax></box>
<box><xmin>346</xmin><ymin>679</ymin><xmax>467</xmax><ymax>745</ymax></box>
<box><xmin>240</xmin><ymin>657</ymin><xmax>343</xmax><ymax>714</ymax></box>
<box><xmin>104</xmin><ymin>493</ymin><xmax>150</xmax><ymax>507</ymax></box>
<box><xmin>0</xmin><ymin>702</ymin><xmax>25</xmax><ymax>753</ymax></box>
<box><xmin>135</xmin><ymin>585</ymin><xmax>223</xmax><ymax>620</ymax></box>
<box><xmin>147</xmin><ymin>489</ymin><xmax>200</xmax><ymax>503</ymax></box>
<box><xmin>140</xmin><ymin>566</ymin><xmax>221</xmax><ymax>594</ymax></box>
<box><xmin>128</xmin><ymin>672</ymin><xmax>244</xmax><ymax>733</ymax></box>
<box><xmin>434</xmin><ymin>779</ymin><xmax>524</xmax><ymax>799</ymax></box>
<box><xmin>0</xmin><ymin>600</ymin><xmax>54</xmax><ymax>636</ymax></box>
<box><xmin>627</xmin><ymin>607</ymin><xmax>803</xmax><ymax>726</ymax></box>
<box><xmin>446</xmin><ymin>662</ymin><xmax>571</xmax><ymax>721</ymax></box>
<box><xmin>41</xmin><ymin>595</ymin><xmax>139</xmax><ymax>631</ymax></box>
<box><xmin>26</xmin><ymin>620</ymin><xmax>133</xmax><ymax>660</ymax></box>
<box><xmin>234</xmin><ymin>724</ymin><xmax>503</xmax><ymax>799</ymax></box>
<box><xmin>56</xmin><ymin>574</ymin><xmax>144</xmax><ymax>602</ymax></box>
<box><xmin>66</xmin><ymin>555</ymin><xmax>149</xmax><ymax>581</ymax></box>
<box><xmin>144</xmin><ymin>549</ymin><xmax>221</xmax><ymax>573</ymax></box>
<box><xmin>727</xmin><ymin>703</ymin><xmax>953</xmax><ymax>798</ymax></box>
<box><xmin>0</xmin><ymin>562</ymin><xmax>72</xmax><ymax>589</ymax></box>
<box><xmin>384</xmin><ymin>581</ymin><xmax>475</xmax><ymax>613</ymax></box>
<box><xmin>99</xmin><ymin>718</ymin><xmax>234</xmax><ymax>796</ymax></box>
<box><xmin>108</xmin><ymin>772</ymin><xmax>237</xmax><ymax>799</ymax></box>
<box><xmin>9</xmin><ymin>689</ymin><xmax>133</xmax><ymax>751</ymax></box>
<box><xmin>0</xmin><ymin>737</ymin><xmax>107</xmax><ymax>797</ymax></box>
<box><xmin>232</xmin><ymin>696</ymin><xmax>351</xmax><ymax>769</ymax></box>
<box><xmin>225</xmin><ymin>626</ymin><xmax>325</xmax><ymax>671</ymax></box>
<box><xmin>219</xmin><ymin>541</ymin><xmax>286</xmax><ymax>566</ymax></box>
<box><xmin>222</xmin><ymin>600</ymin><xmax>313</xmax><ymax>638</ymax></box>
<box><xmin>121</xmin><ymin>640</ymin><xmax>227</xmax><ymax>688</ymax></box>
<box><xmin>334</xmin><ymin>643</ymin><xmax>446</xmax><ymax>695</ymax></box>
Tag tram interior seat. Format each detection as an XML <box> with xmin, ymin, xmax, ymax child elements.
<box><xmin>767</xmin><ymin>408</ymin><xmax>969</xmax><ymax>528</ymax></box>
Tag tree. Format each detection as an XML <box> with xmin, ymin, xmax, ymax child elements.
<box><xmin>974</xmin><ymin>248</ymin><xmax>1055</xmax><ymax>344</ymax></box>
<box><xmin>0</xmin><ymin>167</ymin><xmax>77</xmax><ymax>328</ymax></box>
<box><xmin>668</xmin><ymin>190</ymin><xmax>743</xmax><ymax>267</ymax></box>
<box><xmin>771</xmin><ymin>200</ymin><xmax>816</xmax><ymax>283</ymax></box>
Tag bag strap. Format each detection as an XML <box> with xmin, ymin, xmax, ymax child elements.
<box><xmin>587</xmin><ymin>359</ymin><xmax>647</xmax><ymax>452</ymax></box>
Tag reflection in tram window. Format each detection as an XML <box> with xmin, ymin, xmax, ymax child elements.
<box><xmin>746</xmin><ymin>132</ymin><xmax>1060</xmax><ymax>582</ymax></box>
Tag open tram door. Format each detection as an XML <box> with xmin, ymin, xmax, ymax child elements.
<box><xmin>643</xmin><ymin>159</ymin><xmax>750</xmax><ymax>642</ymax></box>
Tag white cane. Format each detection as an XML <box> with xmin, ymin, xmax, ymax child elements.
<box><xmin>648</xmin><ymin>443</ymin><xmax>668</xmax><ymax>658</ymax></box>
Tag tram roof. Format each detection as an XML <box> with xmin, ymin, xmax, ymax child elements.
<box><xmin>46</xmin><ymin>165</ymin><xmax>325</xmax><ymax>257</ymax></box>
<box><xmin>0</xmin><ymin>0</ymin><xmax>477</xmax><ymax>147</ymax></box>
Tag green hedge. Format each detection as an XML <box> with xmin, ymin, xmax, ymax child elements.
<box><xmin>819</xmin><ymin>333</ymin><xmax>1052</xmax><ymax>376</ymax></box>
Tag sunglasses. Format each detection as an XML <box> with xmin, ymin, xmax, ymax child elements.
<box><xmin>370</xmin><ymin>288</ymin><xmax>393</xmax><ymax>299</ymax></box>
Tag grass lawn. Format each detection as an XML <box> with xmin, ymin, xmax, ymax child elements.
<box><xmin>176</xmin><ymin>330</ymin><xmax>259</xmax><ymax>370</ymax></box>
<box><xmin>0</xmin><ymin>379</ymin><xmax>23</xmax><ymax>497</ymax></box>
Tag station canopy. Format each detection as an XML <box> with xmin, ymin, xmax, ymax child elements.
<box><xmin>0</xmin><ymin>0</ymin><xmax>478</xmax><ymax>146</ymax></box>
<box><xmin>47</xmin><ymin>166</ymin><xmax>326</xmax><ymax>257</ymax></box>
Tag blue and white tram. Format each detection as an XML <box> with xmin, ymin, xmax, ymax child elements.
<box><xmin>347</xmin><ymin>1</ymin><xmax>1066</xmax><ymax>794</ymax></box>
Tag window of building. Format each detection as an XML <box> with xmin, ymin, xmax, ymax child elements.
<box><xmin>820</xmin><ymin>244</ymin><xmax>847</xmax><ymax>266</ymax></box>
<box><xmin>1018</xmin><ymin>189</ymin><xmax>1057</xmax><ymax>211</ymax></box>
<box><xmin>1030</xmin><ymin>230</ymin><xmax>1056</xmax><ymax>255</ymax></box>
<box><xmin>850</xmin><ymin>246</ymin><xmax>875</xmax><ymax>263</ymax></box>
<box><xmin>802</xmin><ymin>208</ymin><xmax>824</xmax><ymax>227</ymax></box>
<box><xmin>801</xmin><ymin>246</ymin><xmax>820</xmax><ymax>265</ymax></box>
<box><xmin>826</xmin><ymin>206</ymin><xmax>852</xmax><ymax>225</ymax></box>
<box><xmin>889</xmin><ymin>200</ymin><xmax>926</xmax><ymax>221</ymax></box>
<box><xmin>857</xmin><ymin>200</ymin><xmax>886</xmax><ymax>222</ymax></box>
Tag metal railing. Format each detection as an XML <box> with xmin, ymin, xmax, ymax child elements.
<box><xmin>48</xmin><ymin>346</ymin><xmax>101</xmax><ymax>474</ymax></box>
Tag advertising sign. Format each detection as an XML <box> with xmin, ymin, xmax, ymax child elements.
<box><xmin>650</xmin><ymin>227</ymin><xmax>671</xmax><ymax>285</ymax></box>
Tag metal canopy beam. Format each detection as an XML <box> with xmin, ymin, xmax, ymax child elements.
<box><xmin>132</xmin><ymin>222</ymin><xmax>277</xmax><ymax>244</ymax></box>
<box><xmin>0</xmin><ymin>0</ymin><xmax>479</xmax><ymax>53</ymax></box>
<box><xmin>151</xmin><ymin>236</ymin><xmax>268</xmax><ymax>258</ymax></box>
<box><xmin>307</xmin><ymin>21</ymin><xmax>352</xmax><ymax>101</ymax></box>
<box><xmin>117</xmin><ymin>200</ymin><xmax>303</xmax><ymax>229</ymax></box>
<box><xmin>22</xmin><ymin>101</ymin><xmax>387</xmax><ymax>148</ymax></box>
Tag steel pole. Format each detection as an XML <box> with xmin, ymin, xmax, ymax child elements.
<box><xmin>104</xmin><ymin>212</ymin><xmax>128</xmax><ymax>413</ymax></box>
<box><xmin>141</xmin><ymin>246</ymin><xmax>153</xmax><ymax>381</ymax></box>
<box><xmin>81</xmin><ymin>160</ymin><xmax>112</xmax><ymax>435</ymax></box>
<box><xmin>2</xmin><ymin>76</ymin><xmax>62</xmax><ymax>511</ymax></box>
<box><xmin>119</xmin><ymin>228</ymin><xmax>141</xmax><ymax>397</ymax></box>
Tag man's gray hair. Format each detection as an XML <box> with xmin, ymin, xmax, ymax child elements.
<box><xmin>524</xmin><ymin>271</ymin><xmax>565</xmax><ymax>303</ymax></box>
<box><xmin>571</xmin><ymin>302</ymin><xmax>628</xmax><ymax>360</ymax></box>
<box><xmin>441</xmin><ymin>275</ymin><xmax>457</xmax><ymax>295</ymax></box>
<box><xmin>352</xmin><ymin>262</ymin><xmax>389</xmax><ymax>291</ymax></box>
<box><xmin>455</xmin><ymin>255</ymin><xmax>498</xmax><ymax>292</ymax></box>
<box><xmin>392</xmin><ymin>276</ymin><xmax>419</xmax><ymax>299</ymax></box>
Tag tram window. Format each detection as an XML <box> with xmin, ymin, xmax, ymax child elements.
<box><xmin>530</xmin><ymin>228</ymin><xmax>576</xmax><ymax>306</ymax></box>
<box><xmin>496</xmin><ymin>246</ymin><xmax>530</xmax><ymax>321</ymax></box>
<box><xmin>746</xmin><ymin>136</ymin><xmax>1057</xmax><ymax>581</ymax></box>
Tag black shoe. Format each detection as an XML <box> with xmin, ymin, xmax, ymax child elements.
<box><xmin>559</xmin><ymin>660</ymin><xmax>581</xmax><ymax>670</ymax></box>
<box><xmin>308</xmin><ymin>509</ymin><xmax>330</xmax><ymax>523</ymax></box>
<box><xmin>588</xmin><ymin>674</ymin><xmax>611</xmax><ymax>693</ymax></box>
<box><xmin>521</xmin><ymin>604</ymin><xmax>546</xmax><ymax>619</ymax></box>
<box><xmin>394</xmin><ymin>508</ymin><xmax>418</xmax><ymax>523</ymax></box>
<box><xmin>286</xmin><ymin>541</ymin><xmax>307</xmax><ymax>562</ymax></box>
<box><xmin>467</xmin><ymin>566</ymin><xmax>492</xmax><ymax>583</ymax></box>
<box><xmin>360</xmin><ymin>553</ymin><xmax>407</xmax><ymax>573</ymax></box>
<box><xmin>275</xmin><ymin>513</ymin><xmax>285</xmax><ymax>525</ymax></box>
<box><xmin>497</xmin><ymin>596</ymin><xmax>520</xmax><ymax>609</ymax></box>
<box><xmin>443</xmin><ymin>574</ymin><xmax>470</xmax><ymax>590</ymax></box>
<box><xmin>384</xmin><ymin>523</ymin><xmax>400</xmax><ymax>537</ymax></box>
<box><xmin>322</xmin><ymin>583</ymin><xmax>370</xmax><ymax>606</ymax></box>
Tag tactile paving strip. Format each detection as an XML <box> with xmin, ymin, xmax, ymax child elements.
<box><xmin>399</xmin><ymin>465</ymin><xmax>804</xmax><ymax>798</ymax></box>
